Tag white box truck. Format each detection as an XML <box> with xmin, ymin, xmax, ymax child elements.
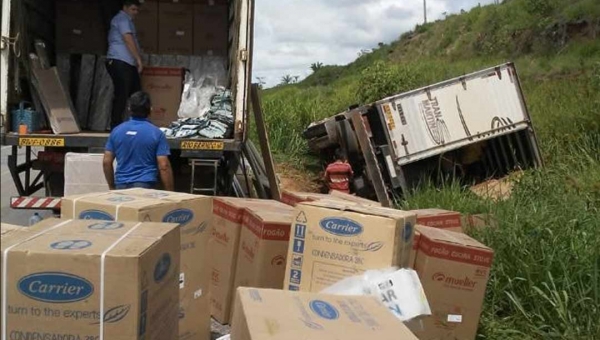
<box><xmin>304</xmin><ymin>63</ymin><xmax>543</xmax><ymax>205</ymax></box>
<box><xmin>0</xmin><ymin>0</ymin><xmax>255</xmax><ymax>200</ymax></box>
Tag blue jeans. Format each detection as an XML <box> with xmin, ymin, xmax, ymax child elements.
<box><xmin>115</xmin><ymin>182</ymin><xmax>155</xmax><ymax>190</ymax></box>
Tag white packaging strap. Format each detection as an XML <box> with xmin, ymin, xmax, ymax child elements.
<box><xmin>71</xmin><ymin>191</ymin><xmax>112</xmax><ymax>216</ymax></box>
<box><xmin>99</xmin><ymin>222</ymin><xmax>142</xmax><ymax>340</ymax></box>
<box><xmin>2</xmin><ymin>219</ymin><xmax>74</xmax><ymax>340</ymax></box>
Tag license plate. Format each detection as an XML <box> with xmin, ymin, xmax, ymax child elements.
<box><xmin>180</xmin><ymin>141</ymin><xmax>225</xmax><ymax>150</ymax></box>
<box><xmin>18</xmin><ymin>137</ymin><xmax>65</xmax><ymax>147</ymax></box>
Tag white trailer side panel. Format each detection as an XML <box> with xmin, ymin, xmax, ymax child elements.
<box><xmin>376</xmin><ymin>64</ymin><xmax>531</xmax><ymax>166</ymax></box>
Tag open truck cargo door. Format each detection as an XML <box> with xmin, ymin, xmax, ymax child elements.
<box><xmin>231</xmin><ymin>0</ymin><xmax>255</xmax><ymax>142</ymax></box>
<box><xmin>1</xmin><ymin>0</ymin><xmax>15</xmax><ymax>130</ymax></box>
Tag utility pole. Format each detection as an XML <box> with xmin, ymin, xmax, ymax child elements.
<box><xmin>423</xmin><ymin>0</ymin><xmax>427</xmax><ymax>23</ymax></box>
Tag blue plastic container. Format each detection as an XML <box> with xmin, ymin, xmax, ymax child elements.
<box><xmin>12</xmin><ymin>102</ymin><xmax>43</xmax><ymax>133</ymax></box>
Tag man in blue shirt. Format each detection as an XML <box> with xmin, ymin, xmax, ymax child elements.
<box><xmin>103</xmin><ymin>92</ymin><xmax>174</xmax><ymax>191</ymax></box>
<box><xmin>106</xmin><ymin>0</ymin><xmax>144</xmax><ymax>129</ymax></box>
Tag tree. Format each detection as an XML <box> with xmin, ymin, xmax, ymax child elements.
<box><xmin>255</xmin><ymin>76</ymin><xmax>266</xmax><ymax>89</ymax></box>
<box><xmin>310</xmin><ymin>62</ymin><xmax>324</xmax><ymax>73</ymax></box>
<box><xmin>280</xmin><ymin>75</ymin><xmax>294</xmax><ymax>85</ymax></box>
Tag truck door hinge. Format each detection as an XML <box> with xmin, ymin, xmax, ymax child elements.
<box><xmin>239</xmin><ymin>49</ymin><xmax>248</xmax><ymax>61</ymax></box>
<box><xmin>1</xmin><ymin>33</ymin><xmax>21</xmax><ymax>57</ymax></box>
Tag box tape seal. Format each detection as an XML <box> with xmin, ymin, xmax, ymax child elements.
<box><xmin>72</xmin><ymin>192</ymin><xmax>155</xmax><ymax>221</ymax></box>
<box><xmin>99</xmin><ymin>222</ymin><xmax>142</xmax><ymax>339</ymax></box>
<box><xmin>2</xmin><ymin>219</ymin><xmax>74</xmax><ymax>339</ymax></box>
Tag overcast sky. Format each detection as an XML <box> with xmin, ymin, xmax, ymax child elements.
<box><xmin>253</xmin><ymin>0</ymin><xmax>496</xmax><ymax>87</ymax></box>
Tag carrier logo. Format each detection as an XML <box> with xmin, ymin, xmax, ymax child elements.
<box><xmin>356</xmin><ymin>241</ymin><xmax>384</xmax><ymax>252</ymax></box>
<box><xmin>142</xmin><ymin>192</ymin><xmax>170</xmax><ymax>198</ymax></box>
<box><xmin>106</xmin><ymin>196</ymin><xmax>135</xmax><ymax>203</ymax></box>
<box><xmin>91</xmin><ymin>305</ymin><xmax>131</xmax><ymax>325</ymax></box>
<box><xmin>319</xmin><ymin>218</ymin><xmax>363</xmax><ymax>236</ymax></box>
<box><xmin>79</xmin><ymin>210</ymin><xmax>114</xmax><ymax>221</ymax></box>
<box><xmin>182</xmin><ymin>221</ymin><xmax>207</xmax><ymax>236</ymax></box>
<box><xmin>154</xmin><ymin>254</ymin><xmax>172</xmax><ymax>282</ymax></box>
<box><xmin>163</xmin><ymin>209</ymin><xmax>194</xmax><ymax>226</ymax></box>
<box><xmin>18</xmin><ymin>272</ymin><xmax>94</xmax><ymax>303</ymax></box>
<box><xmin>404</xmin><ymin>222</ymin><xmax>413</xmax><ymax>242</ymax></box>
<box><xmin>309</xmin><ymin>300</ymin><xmax>339</xmax><ymax>320</ymax></box>
<box><xmin>88</xmin><ymin>222</ymin><xmax>124</xmax><ymax>230</ymax></box>
<box><xmin>271</xmin><ymin>255</ymin><xmax>285</xmax><ymax>266</ymax></box>
<box><xmin>432</xmin><ymin>272</ymin><xmax>477</xmax><ymax>289</ymax></box>
<box><xmin>51</xmin><ymin>240</ymin><xmax>92</xmax><ymax>250</ymax></box>
<box><xmin>419</xmin><ymin>97</ymin><xmax>450</xmax><ymax>145</ymax></box>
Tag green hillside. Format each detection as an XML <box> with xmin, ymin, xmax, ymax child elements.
<box><xmin>259</xmin><ymin>0</ymin><xmax>600</xmax><ymax>338</ymax></box>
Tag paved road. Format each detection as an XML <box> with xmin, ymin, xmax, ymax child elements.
<box><xmin>1</xmin><ymin>146</ymin><xmax>53</xmax><ymax>226</ymax></box>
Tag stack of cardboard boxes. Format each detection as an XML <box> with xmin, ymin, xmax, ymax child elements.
<box><xmin>209</xmin><ymin>197</ymin><xmax>293</xmax><ymax>324</ymax></box>
<box><xmin>56</xmin><ymin>0</ymin><xmax>229</xmax><ymax>56</ymax></box>
<box><xmin>279</xmin><ymin>203</ymin><xmax>494</xmax><ymax>340</ymax></box>
<box><xmin>1</xmin><ymin>189</ymin><xmax>495</xmax><ymax>340</ymax></box>
<box><xmin>61</xmin><ymin>188</ymin><xmax>213</xmax><ymax>340</ymax></box>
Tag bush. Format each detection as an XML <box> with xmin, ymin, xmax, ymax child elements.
<box><xmin>356</xmin><ymin>61</ymin><xmax>417</xmax><ymax>104</ymax></box>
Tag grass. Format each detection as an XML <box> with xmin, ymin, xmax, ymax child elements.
<box><xmin>254</xmin><ymin>0</ymin><xmax>600</xmax><ymax>337</ymax></box>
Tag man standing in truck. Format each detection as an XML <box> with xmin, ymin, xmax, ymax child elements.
<box><xmin>325</xmin><ymin>150</ymin><xmax>354</xmax><ymax>194</ymax></box>
<box><xmin>106</xmin><ymin>0</ymin><xmax>144</xmax><ymax>130</ymax></box>
<box><xmin>103</xmin><ymin>92</ymin><xmax>174</xmax><ymax>190</ymax></box>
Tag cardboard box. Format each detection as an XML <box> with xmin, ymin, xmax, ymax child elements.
<box><xmin>329</xmin><ymin>190</ymin><xmax>382</xmax><ymax>207</ymax></box>
<box><xmin>0</xmin><ymin>223</ymin><xmax>23</xmax><ymax>237</ymax></box>
<box><xmin>232</xmin><ymin>207</ymin><xmax>294</xmax><ymax>295</ymax></box>
<box><xmin>141</xmin><ymin>67</ymin><xmax>184</xmax><ymax>127</ymax></box>
<box><xmin>137</xmin><ymin>1</ymin><xmax>159</xmax><ymax>53</ymax></box>
<box><xmin>230</xmin><ymin>288</ymin><xmax>419</xmax><ymax>340</ymax></box>
<box><xmin>280</xmin><ymin>191</ymin><xmax>336</xmax><ymax>207</ymax></box>
<box><xmin>408</xmin><ymin>229</ymin><xmax>421</xmax><ymax>269</ymax></box>
<box><xmin>61</xmin><ymin>189</ymin><xmax>213</xmax><ymax>340</ymax></box>
<box><xmin>283</xmin><ymin>201</ymin><xmax>416</xmax><ymax>292</ymax></box>
<box><xmin>280</xmin><ymin>190</ymin><xmax>381</xmax><ymax>207</ymax></box>
<box><xmin>462</xmin><ymin>213</ymin><xmax>498</xmax><ymax>232</ymax></box>
<box><xmin>409</xmin><ymin>225</ymin><xmax>494</xmax><ymax>340</ymax></box>
<box><xmin>159</xmin><ymin>3</ymin><xmax>194</xmax><ymax>55</ymax></box>
<box><xmin>210</xmin><ymin>198</ymin><xmax>292</xmax><ymax>324</ymax></box>
<box><xmin>56</xmin><ymin>1</ymin><xmax>107</xmax><ymax>54</ymax></box>
<box><xmin>1</xmin><ymin>218</ymin><xmax>180</xmax><ymax>339</ymax></box>
<box><xmin>193</xmin><ymin>3</ymin><xmax>228</xmax><ymax>56</ymax></box>
<box><xmin>410</xmin><ymin>208</ymin><xmax>463</xmax><ymax>233</ymax></box>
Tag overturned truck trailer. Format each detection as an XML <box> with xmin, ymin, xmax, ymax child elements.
<box><xmin>304</xmin><ymin>62</ymin><xmax>543</xmax><ymax>205</ymax></box>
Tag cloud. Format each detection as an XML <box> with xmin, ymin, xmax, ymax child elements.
<box><xmin>253</xmin><ymin>0</ymin><xmax>496</xmax><ymax>87</ymax></box>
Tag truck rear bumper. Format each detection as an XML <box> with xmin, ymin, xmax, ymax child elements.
<box><xmin>0</xmin><ymin>132</ymin><xmax>242</xmax><ymax>151</ymax></box>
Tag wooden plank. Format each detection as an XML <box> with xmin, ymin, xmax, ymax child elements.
<box><xmin>349</xmin><ymin>110</ymin><xmax>392</xmax><ymax>207</ymax></box>
<box><xmin>31</xmin><ymin>67</ymin><xmax>81</xmax><ymax>134</ymax></box>
<box><xmin>250</xmin><ymin>84</ymin><xmax>281</xmax><ymax>201</ymax></box>
<box><xmin>242</xmin><ymin>141</ymin><xmax>268</xmax><ymax>199</ymax></box>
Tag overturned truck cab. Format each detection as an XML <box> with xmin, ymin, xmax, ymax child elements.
<box><xmin>303</xmin><ymin>63</ymin><xmax>543</xmax><ymax>205</ymax></box>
